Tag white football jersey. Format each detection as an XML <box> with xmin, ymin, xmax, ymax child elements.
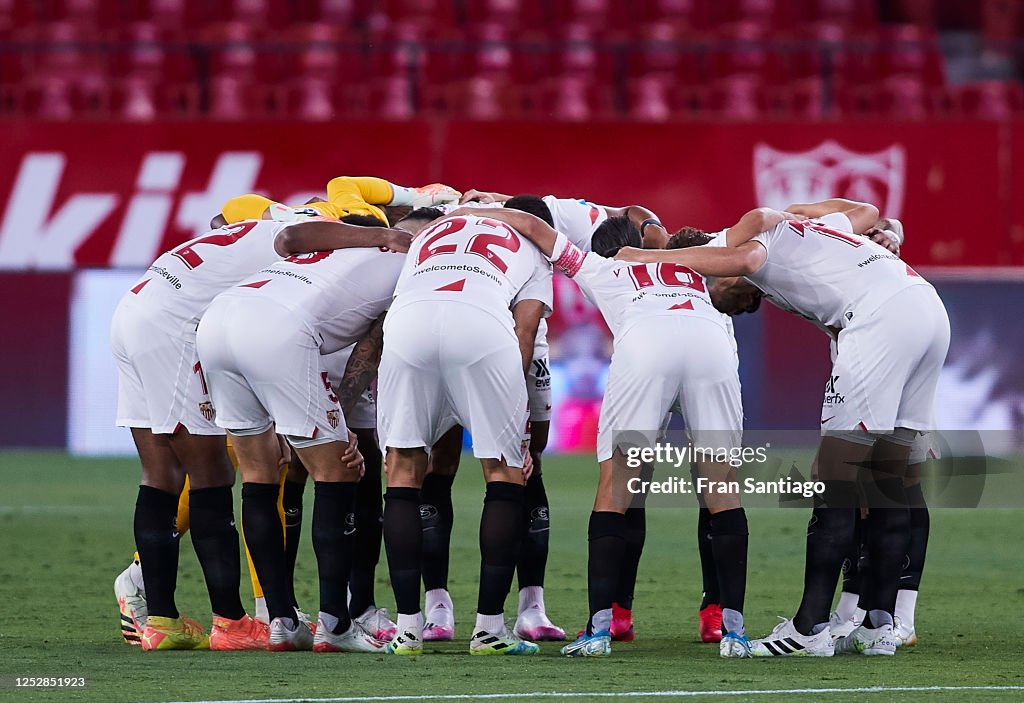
<box><xmin>556</xmin><ymin>241</ymin><xmax>730</xmax><ymax>341</ymax></box>
<box><xmin>747</xmin><ymin>212</ymin><xmax>932</xmax><ymax>329</ymax></box>
<box><xmin>542</xmin><ymin>195</ymin><xmax>608</xmax><ymax>251</ymax></box>
<box><xmin>392</xmin><ymin>215</ymin><xmax>553</xmax><ymax>326</ymax></box>
<box><xmin>218</xmin><ymin>246</ymin><xmax>405</xmax><ymax>354</ymax></box>
<box><xmin>125</xmin><ymin>220</ymin><xmax>288</xmax><ymax>325</ymax></box>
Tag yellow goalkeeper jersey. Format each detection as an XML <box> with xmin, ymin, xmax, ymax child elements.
<box><xmin>221</xmin><ymin>176</ymin><xmax>394</xmax><ymax>225</ymax></box>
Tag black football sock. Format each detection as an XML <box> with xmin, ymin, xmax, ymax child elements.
<box><xmin>134</xmin><ymin>485</ymin><xmax>182</xmax><ymax>619</ymax></box>
<box><xmin>517</xmin><ymin>464</ymin><xmax>549</xmax><ymax>589</ymax></box>
<box><xmin>616</xmin><ymin>507</ymin><xmax>646</xmax><ymax>610</ymax></box>
<box><xmin>841</xmin><ymin>514</ymin><xmax>866</xmax><ymax>597</ymax></box>
<box><xmin>587</xmin><ymin>511</ymin><xmax>626</xmax><ymax>634</ymax></box>
<box><xmin>861</xmin><ymin>478</ymin><xmax>910</xmax><ymax>627</ymax></box>
<box><xmin>349</xmin><ymin>430</ymin><xmax>383</xmax><ymax>618</ymax></box>
<box><xmin>241</xmin><ymin>482</ymin><xmax>292</xmax><ymax>623</ymax></box>
<box><xmin>903</xmin><ymin>482</ymin><xmax>929</xmax><ymax>591</ymax></box>
<box><xmin>697</xmin><ymin>506</ymin><xmax>719</xmax><ymax>609</ymax></box>
<box><xmin>477</xmin><ymin>481</ymin><xmax>525</xmax><ymax>617</ymax></box>
<box><xmin>189</xmin><ymin>485</ymin><xmax>245</xmax><ymax>620</ymax></box>
<box><xmin>384</xmin><ymin>486</ymin><xmax>423</xmax><ymax>615</ymax></box>
<box><xmin>282</xmin><ymin>477</ymin><xmax>304</xmax><ymax>609</ymax></box>
<box><xmin>793</xmin><ymin>481</ymin><xmax>858</xmax><ymax>635</ymax></box>
<box><xmin>312</xmin><ymin>481</ymin><xmax>358</xmax><ymax>633</ymax></box>
<box><xmin>420</xmin><ymin>472</ymin><xmax>455</xmax><ymax>591</ymax></box>
<box><xmin>710</xmin><ymin>508</ymin><xmax>748</xmax><ymax>634</ymax></box>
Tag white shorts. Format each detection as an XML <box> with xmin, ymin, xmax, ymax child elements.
<box><xmin>528</xmin><ymin>319</ymin><xmax>552</xmax><ymax>423</ymax></box>
<box><xmin>597</xmin><ymin>316</ymin><xmax>742</xmax><ymax>462</ymax></box>
<box><xmin>821</xmin><ymin>285</ymin><xmax>950</xmax><ymax>435</ymax></box>
<box><xmin>321</xmin><ymin>344</ymin><xmax>377</xmax><ymax>429</ymax></box>
<box><xmin>377</xmin><ymin>301</ymin><xmax>529</xmax><ymax>468</ymax></box>
<box><xmin>196</xmin><ymin>296</ymin><xmax>348</xmax><ymax>445</ymax></box>
<box><xmin>110</xmin><ymin>295</ymin><xmax>222</xmax><ymax>436</ymax></box>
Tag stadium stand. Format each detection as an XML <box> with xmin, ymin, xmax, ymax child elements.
<box><xmin>0</xmin><ymin>0</ymin><xmax>1021</xmax><ymax>120</ymax></box>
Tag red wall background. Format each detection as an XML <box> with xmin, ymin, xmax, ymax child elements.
<box><xmin>0</xmin><ymin>120</ymin><xmax>1020</xmax><ymax>269</ymax></box>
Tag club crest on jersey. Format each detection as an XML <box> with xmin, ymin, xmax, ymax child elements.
<box><xmin>326</xmin><ymin>409</ymin><xmax>340</xmax><ymax>429</ymax></box>
<box><xmin>198</xmin><ymin>401</ymin><xmax>216</xmax><ymax>421</ymax></box>
<box><xmin>753</xmin><ymin>140</ymin><xmax>905</xmax><ymax>218</ymax></box>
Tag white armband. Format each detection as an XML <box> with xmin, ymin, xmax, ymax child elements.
<box><xmin>549</xmin><ymin>231</ymin><xmax>585</xmax><ymax>277</ymax></box>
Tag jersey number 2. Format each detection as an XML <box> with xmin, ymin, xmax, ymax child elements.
<box><xmin>171</xmin><ymin>221</ymin><xmax>259</xmax><ymax>270</ymax></box>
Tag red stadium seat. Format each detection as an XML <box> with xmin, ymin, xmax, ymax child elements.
<box><xmin>981</xmin><ymin>0</ymin><xmax>1022</xmax><ymax>46</ymax></box>
<box><xmin>956</xmin><ymin>80</ymin><xmax>1024</xmax><ymax>119</ymax></box>
<box><xmin>628</xmin><ymin>23</ymin><xmax>697</xmax><ymax>82</ymax></box>
<box><xmin>641</xmin><ymin>0</ymin><xmax>712</xmax><ymax>30</ymax></box>
<box><xmin>204</xmin><ymin>22</ymin><xmax>259</xmax><ymax>79</ymax></box>
<box><xmin>627</xmin><ymin>74</ymin><xmax>672</xmax><ymax>121</ymax></box>
<box><xmin>282</xmin><ymin>23</ymin><xmax>355</xmax><ymax>80</ymax></box>
<box><xmin>367</xmin><ymin>74</ymin><xmax>417</xmax><ymax>119</ymax></box>
<box><xmin>878</xmin><ymin>24</ymin><xmax>944</xmax><ymax>85</ymax></box>
<box><xmin>535</xmin><ymin>75</ymin><xmax>612</xmax><ymax>121</ymax></box>
<box><xmin>715</xmin><ymin>0</ymin><xmax>786</xmax><ymax>28</ymax></box>
<box><xmin>806</xmin><ymin>0</ymin><xmax>877</xmax><ymax>26</ymax></box>
<box><xmin>289</xmin><ymin>78</ymin><xmax>337</xmax><ymax>121</ymax></box>
<box><xmin>113</xmin><ymin>75</ymin><xmax>158</xmax><ymax>121</ymax></box>
<box><xmin>877</xmin><ymin>74</ymin><xmax>932</xmax><ymax>118</ymax></box>
<box><xmin>888</xmin><ymin>0</ymin><xmax>939</xmax><ymax>27</ymax></box>
<box><xmin>465</xmin><ymin>0</ymin><xmax>547</xmax><ymax>29</ymax></box>
<box><xmin>549</xmin><ymin>23</ymin><xmax>615</xmax><ymax>80</ymax></box>
<box><xmin>707</xmin><ymin>74</ymin><xmax>762</xmax><ymax>119</ymax></box>
<box><xmin>709</xmin><ymin>22</ymin><xmax>770</xmax><ymax>79</ymax></box>
<box><xmin>28</xmin><ymin>75</ymin><xmax>74</xmax><ymax>120</ymax></box>
<box><xmin>431</xmin><ymin>76</ymin><xmax>522</xmax><ymax>120</ymax></box>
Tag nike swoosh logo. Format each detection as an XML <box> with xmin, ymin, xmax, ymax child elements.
<box><xmin>821</xmin><ymin>416</ymin><xmax>835</xmax><ymax>425</ymax></box>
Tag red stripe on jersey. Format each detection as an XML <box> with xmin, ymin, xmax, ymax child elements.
<box><xmin>130</xmin><ymin>278</ymin><xmax>151</xmax><ymax>294</ymax></box>
<box><xmin>553</xmin><ymin>243</ymin><xmax>585</xmax><ymax>277</ymax></box>
<box><xmin>240</xmin><ymin>279</ymin><xmax>271</xmax><ymax>289</ymax></box>
<box><xmin>589</xmin><ymin>205</ymin><xmax>599</xmax><ymax>224</ymax></box>
<box><xmin>312</xmin><ymin>426</ymin><xmax>319</xmax><ymax>439</ymax></box>
<box><xmin>435</xmin><ymin>278</ymin><xmax>466</xmax><ymax>292</ymax></box>
<box><xmin>859</xmin><ymin>421</ymin><xmax>869</xmax><ymax>433</ymax></box>
<box><xmin>906</xmin><ymin>264</ymin><xmax>920</xmax><ymax>278</ymax></box>
<box><xmin>668</xmin><ymin>300</ymin><xmax>694</xmax><ymax>310</ymax></box>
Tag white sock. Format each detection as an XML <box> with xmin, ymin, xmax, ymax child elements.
<box><xmin>895</xmin><ymin>589</ymin><xmax>918</xmax><ymax>628</ymax></box>
<box><xmin>254</xmin><ymin>597</ymin><xmax>269</xmax><ymax>624</ymax></box>
<box><xmin>590</xmin><ymin>608</ymin><xmax>612</xmax><ymax>633</ymax></box>
<box><xmin>518</xmin><ymin>586</ymin><xmax>545</xmax><ymax>614</ymax></box>
<box><xmin>854</xmin><ymin>607</ymin><xmax>866</xmax><ymax>626</ymax></box>
<box><xmin>388</xmin><ymin>184</ymin><xmax>415</xmax><ymax>206</ymax></box>
<box><xmin>397</xmin><ymin>612</ymin><xmax>423</xmax><ymax>635</ymax></box>
<box><xmin>836</xmin><ymin>591</ymin><xmax>860</xmax><ymax>621</ymax></box>
<box><xmin>128</xmin><ymin>560</ymin><xmax>146</xmax><ymax>595</ymax></box>
<box><xmin>475</xmin><ymin>612</ymin><xmax>505</xmax><ymax>634</ymax></box>
<box><xmin>319</xmin><ymin>611</ymin><xmax>339</xmax><ymax>634</ymax></box>
<box><xmin>425</xmin><ymin>588</ymin><xmax>453</xmax><ymax>613</ymax></box>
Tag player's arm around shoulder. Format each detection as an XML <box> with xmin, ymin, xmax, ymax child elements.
<box><xmin>273</xmin><ymin>221</ymin><xmax>412</xmax><ymax>257</ymax></box>
<box><xmin>614</xmin><ymin>240</ymin><xmax>767</xmax><ymax>278</ymax></box>
<box><xmin>786</xmin><ymin>198</ymin><xmax>879</xmax><ymax>234</ymax></box>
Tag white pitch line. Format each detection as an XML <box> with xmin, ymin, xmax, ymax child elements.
<box><xmin>160</xmin><ymin>684</ymin><xmax>1024</xmax><ymax>703</ymax></box>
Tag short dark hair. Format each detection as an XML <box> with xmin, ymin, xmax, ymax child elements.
<box><xmin>503</xmin><ymin>194</ymin><xmax>554</xmax><ymax>228</ymax></box>
<box><xmin>666</xmin><ymin>226</ymin><xmax>712</xmax><ymax>250</ymax></box>
<box><xmin>341</xmin><ymin>214</ymin><xmax>386</xmax><ymax>227</ymax></box>
<box><xmin>591</xmin><ymin>216</ymin><xmax>642</xmax><ymax>257</ymax></box>
<box><xmin>398</xmin><ymin>206</ymin><xmax>445</xmax><ymax>226</ymax></box>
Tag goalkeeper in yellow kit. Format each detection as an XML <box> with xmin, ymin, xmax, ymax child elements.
<box><xmin>114</xmin><ymin>175</ymin><xmax>460</xmax><ymax>648</ymax></box>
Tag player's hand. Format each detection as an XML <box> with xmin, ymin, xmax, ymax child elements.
<box><xmin>614</xmin><ymin>246</ymin><xmax>655</xmax><ymax>263</ymax></box>
<box><xmin>411</xmin><ymin>183</ymin><xmax>462</xmax><ymax>208</ymax></box>
<box><xmin>383</xmin><ymin>228</ymin><xmax>414</xmax><ymax>253</ymax></box>
<box><xmin>521</xmin><ymin>450</ymin><xmax>534</xmax><ymax>481</ymax></box>
<box><xmin>866</xmin><ymin>227</ymin><xmax>901</xmax><ymax>254</ymax></box>
<box><xmin>342</xmin><ymin>431</ymin><xmax>365</xmax><ymax>475</ymax></box>
<box><xmin>459</xmin><ymin>189</ymin><xmax>496</xmax><ymax>205</ymax></box>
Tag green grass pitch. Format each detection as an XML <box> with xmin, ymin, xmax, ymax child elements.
<box><xmin>1</xmin><ymin>451</ymin><xmax>1022</xmax><ymax>703</ymax></box>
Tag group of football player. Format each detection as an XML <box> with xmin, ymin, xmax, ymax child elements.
<box><xmin>111</xmin><ymin>174</ymin><xmax>947</xmax><ymax>659</ymax></box>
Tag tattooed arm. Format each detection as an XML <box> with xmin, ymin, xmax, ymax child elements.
<box><xmin>337</xmin><ymin>314</ymin><xmax>386</xmax><ymax>418</ymax></box>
